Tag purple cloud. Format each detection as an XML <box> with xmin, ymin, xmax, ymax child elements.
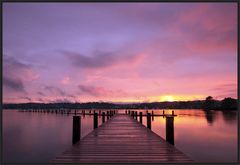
<box><xmin>78</xmin><ymin>84</ymin><xmax>128</xmax><ymax>97</ymax></box>
<box><xmin>62</xmin><ymin>50</ymin><xmax>143</xmax><ymax>69</ymax></box>
<box><xmin>3</xmin><ymin>76</ymin><xmax>26</xmax><ymax>93</ymax></box>
<box><xmin>37</xmin><ymin>91</ymin><xmax>45</xmax><ymax>96</ymax></box>
<box><xmin>44</xmin><ymin>85</ymin><xmax>66</xmax><ymax>96</ymax></box>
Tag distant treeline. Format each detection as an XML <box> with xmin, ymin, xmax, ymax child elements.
<box><xmin>2</xmin><ymin>96</ymin><xmax>237</xmax><ymax>111</ymax></box>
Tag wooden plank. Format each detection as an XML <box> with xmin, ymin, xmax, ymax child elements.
<box><xmin>51</xmin><ymin>114</ymin><xmax>192</xmax><ymax>163</ymax></box>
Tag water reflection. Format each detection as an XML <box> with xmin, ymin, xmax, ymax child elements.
<box><xmin>221</xmin><ymin>111</ymin><xmax>237</xmax><ymax>124</ymax></box>
<box><xmin>2</xmin><ymin>109</ymin><xmax>238</xmax><ymax>163</ymax></box>
<box><xmin>203</xmin><ymin>110</ymin><xmax>217</xmax><ymax>125</ymax></box>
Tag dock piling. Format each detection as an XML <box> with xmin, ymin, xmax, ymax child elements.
<box><xmin>147</xmin><ymin>113</ymin><xmax>151</xmax><ymax>130</ymax></box>
<box><xmin>152</xmin><ymin>110</ymin><xmax>154</xmax><ymax>121</ymax></box>
<box><xmin>72</xmin><ymin>116</ymin><xmax>81</xmax><ymax>144</ymax></box>
<box><xmin>94</xmin><ymin>113</ymin><xmax>98</xmax><ymax>129</ymax></box>
<box><xmin>102</xmin><ymin>112</ymin><xmax>105</xmax><ymax>123</ymax></box>
<box><xmin>135</xmin><ymin>111</ymin><xmax>138</xmax><ymax>120</ymax></box>
<box><xmin>166</xmin><ymin>116</ymin><xmax>174</xmax><ymax>145</ymax></box>
<box><xmin>139</xmin><ymin>112</ymin><xmax>143</xmax><ymax>124</ymax></box>
<box><xmin>131</xmin><ymin>111</ymin><xmax>134</xmax><ymax>118</ymax></box>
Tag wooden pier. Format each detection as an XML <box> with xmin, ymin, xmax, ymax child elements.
<box><xmin>51</xmin><ymin>114</ymin><xmax>192</xmax><ymax>163</ymax></box>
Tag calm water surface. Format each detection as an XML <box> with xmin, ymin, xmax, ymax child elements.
<box><xmin>2</xmin><ymin>109</ymin><xmax>238</xmax><ymax>163</ymax></box>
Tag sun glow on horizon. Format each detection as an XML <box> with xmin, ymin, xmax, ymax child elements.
<box><xmin>160</xmin><ymin>95</ymin><xmax>175</xmax><ymax>102</ymax></box>
<box><xmin>105</xmin><ymin>94</ymin><xmax>207</xmax><ymax>104</ymax></box>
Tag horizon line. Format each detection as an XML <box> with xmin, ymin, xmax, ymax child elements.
<box><xmin>2</xmin><ymin>97</ymin><xmax>237</xmax><ymax>105</ymax></box>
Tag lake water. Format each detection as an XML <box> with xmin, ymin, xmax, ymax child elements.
<box><xmin>2</xmin><ymin>109</ymin><xmax>238</xmax><ymax>163</ymax></box>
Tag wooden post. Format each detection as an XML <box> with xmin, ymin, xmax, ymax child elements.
<box><xmin>125</xmin><ymin>110</ymin><xmax>127</xmax><ymax>114</ymax></box>
<box><xmin>131</xmin><ymin>111</ymin><xmax>134</xmax><ymax>118</ymax></box>
<box><xmin>163</xmin><ymin>110</ymin><xmax>165</xmax><ymax>115</ymax></box>
<box><xmin>102</xmin><ymin>112</ymin><xmax>105</xmax><ymax>123</ymax></box>
<box><xmin>147</xmin><ymin>113</ymin><xmax>151</xmax><ymax>130</ymax></box>
<box><xmin>128</xmin><ymin>110</ymin><xmax>130</xmax><ymax>115</ymax></box>
<box><xmin>152</xmin><ymin>110</ymin><xmax>154</xmax><ymax>121</ymax></box>
<box><xmin>94</xmin><ymin>113</ymin><xmax>98</xmax><ymax>129</ymax></box>
<box><xmin>172</xmin><ymin>110</ymin><xmax>174</xmax><ymax>116</ymax></box>
<box><xmin>107</xmin><ymin>111</ymin><xmax>110</xmax><ymax>120</ymax></box>
<box><xmin>166</xmin><ymin>116</ymin><xmax>174</xmax><ymax>145</ymax></box>
<box><xmin>139</xmin><ymin>112</ymin><xmax>143</xmax><ymax>124</ymax></box>
<box><xmin>72</xmin><ymin>116</ymin><xmax>81</xmax><ymax>144</ymax></box>
<box><xmin>135</xmin><ymin>111</ymin><xmax>138</xmax><ymax>120</ymax></box>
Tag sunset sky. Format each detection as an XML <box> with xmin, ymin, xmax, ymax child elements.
<box><xmin>3</xmin><ymin>3</ymin><xmax>237</xmax><ymax>103</ymax></box>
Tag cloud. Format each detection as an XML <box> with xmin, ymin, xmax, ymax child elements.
<box><xmin>3</xmin><ymin>55</ymin><xmax>40</xmax><ymax>80</ymax></box>
<box><xmin>3</xmin><ymin>55</ymin><xmax>40</xmax><ymax>95</ymax></box>
<box><xmin>61</xmin><ymin>50</ymin><xmax>144</xmax><ymax>69</ymax></box>
<box><xmin>172</xmin><ymin>3</ymin><xmax>237</xmax><ymax>55</ymax></box>
<box><xmin>37</xmin><ymin>98</ymin><xmax>44</xmax><ymax>102</ymax></box>
<box><xmin>3</xmin><ymin>76</ymin><xmax>26</xmax><ymax>93</ymax></box>
<box><xmin>44</xmin><ymin>85</ymin><xmax>66</xmax><ymax>96</ymax></box>
<box><xmin>3</xmin><ymin>4</ymin><xmax>237</xmax><ymax>103</ymax></box>
<box><xmin>78</xmin><ymin>85</ymin><xmax>104</xmax><ymax>96</ymax></box>
<box><xmin>50</xmin><ymin>98</ymin><xmax>73</xmax><ymax>103</ymax></box>
<box><xmin>37</xmin><ymin>91</ymin><xmax>45</xmax><ymax>96</ymax></box>
<box><xmin>61</xmin><ymin>76</ymin><xmax>70</xmax><ymax>85</ymax></box>
<box><xmin>20</xmin><ymin>96</ymin><xmax>31</xmax><ymax>101</ymax></box>
<box><xmin>78</xmin><ymin>84</ymin><xmax>128</xmax><ymax>97</ymax></box>
<box><xmin>210</xmin><ymin>83</ymin><xmax>237</xmax><ymax>99</ymax></box>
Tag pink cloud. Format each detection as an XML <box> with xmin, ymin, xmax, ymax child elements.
<box><xmin>3</xmin><ymin>3</ymin><xmax>237</xmax><ymax>103</ymax></box>
<box><xmin>61</xmin><ymin>76</ymin><xmax>70</xmax><ymax>85</ymax></box>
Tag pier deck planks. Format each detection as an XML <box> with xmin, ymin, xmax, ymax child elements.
<box><xmin>52</xmin><ymin>114</ymin><xmax>192</xmax><ymax>163</ymax></box>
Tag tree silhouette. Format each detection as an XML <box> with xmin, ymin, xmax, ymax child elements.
<box><xmin>204</xmin><ymin>96</ymin><xmax>215</xmax><ymax>110</ymax></box>
<box><xmin>220</xmin><ymin>97</ymin><xmax>237</xmax><ymax>110</ymax></box>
